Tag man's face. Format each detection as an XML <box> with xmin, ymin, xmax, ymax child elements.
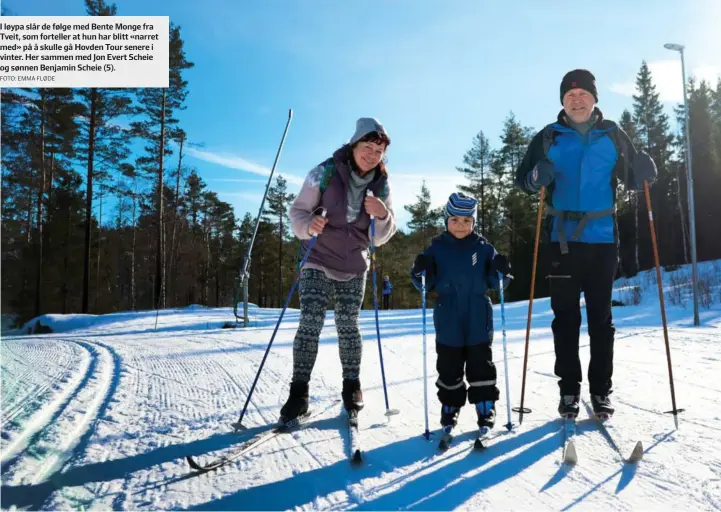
<box><xmin>563</xmin><ymin>88</ymin><xmax>595</xmax><ymax>124</ymax></box>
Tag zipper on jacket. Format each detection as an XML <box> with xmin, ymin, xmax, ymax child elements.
<box><xmin>577</xmin><ymin>131</ymin><xmax>591</xmax><ymax>211</ymax></box>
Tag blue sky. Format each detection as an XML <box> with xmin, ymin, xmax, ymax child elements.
<box><xmin>11</xmin><ymin>0</ymin><xmax>721</xmax><ymax>228</ymax></box>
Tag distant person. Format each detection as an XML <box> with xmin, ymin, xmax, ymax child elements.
<box><xmin>280</xmin><ymin>117</ymin><xmax>398</xmax><ymax>424</ymax></box>
<box><xmin>382</xmin><ymin>275</ymin><xmax>392</xmax><ymax>310</ymax></box>
<box><xmin>514</xmin><ymin>69</ymin><xmax>657</xmax><ymax>419</ymax></box>
<box><xmin>410</xmin><ymin>192</ymin><xmax>512</xmax><ymax>437</ymax></box>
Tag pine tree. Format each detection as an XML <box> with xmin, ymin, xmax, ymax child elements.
<box><xmin>632</xmin><ymin>62</ymin><xmax>678</xmax><ymax>269</ymax></box>
<box><xmin>686</xmin><ymin>80</ymin><xmax>721</xmax><ymax>261</ymax></box>
<box><xmin>404</xmin><ymin>181</ymin><xmax>442</xmax><ymax>249</ymax></box>
<box><xmin>263</xmin><ymin>176</ymin><xmax>295</xmax><ymax>307</ymax></box>
<box><xmin>131</xmin><ymin>23</ymin><xmax>194</xmax><ymax>309</ymax></box>
<box><xmin>78</xmin><ymin>0</ymin><xmax>135</xmax><ymax>314</ymax></box>
<box><xmin>456</xmin><ymin>131</ymin><xmax>492</xmax><ymax>234</ymax></box>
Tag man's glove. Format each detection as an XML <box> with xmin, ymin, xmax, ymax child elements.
<box><xmin>530</xmin><ymin>158</ymin><xmax>555</xmax><ymax>188</ymax></box>
<box><xmin>491</xmin><ymin>254</ymin><xmax>512</xmax><ymax>276</ymax></box>
<box><xmin>632</xmin><ymin>151</ymin><xmax>658</xmax><ymax>189</ymax></box>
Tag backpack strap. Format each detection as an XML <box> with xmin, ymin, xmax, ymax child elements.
<box><xmin>608</xmin><ymin>123</ymin><xmax>630</xmax><ymax>190</ymax></box>
<box><xmin>541</xmin><ymin>124</ymin><xmax>558</xmax><ymax>161</ymax></box>
<box><xmin>319</xmin><ymin>159</ymin><xmax>336</xmax><ymax>194</ymax></box>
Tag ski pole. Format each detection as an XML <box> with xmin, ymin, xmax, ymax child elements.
<box><xmin>644</xmin><ymin>180</ymin><xmax>684</xmax><ymax>428</ymax></box>
<box><xmin>235</xmin><ymin>109</ymin><xmax>293</xmax><ymax>325</ymax></box>
<box><xmin>498</xmin><ymin>271</ymin><xmax>513</xmax><ymax>431</ymax></box>
<box><xmin>422</xmin><ymin>270</ymin><xmax>430</xmax><ymax>439</ymax></box>
<box><xmin>367</xmin><ymin>190</ymin><xmax>399</xmax><ymax>417</ymax></box>
<box><xmin>513</xmin><ymin>185</ymin><xmax>544</xmax><ymax>424</ymax></box>
<box><xmin>234</xmin><ymin>209</ymin><xmax>326</xmax><ymax>430</ymax></box>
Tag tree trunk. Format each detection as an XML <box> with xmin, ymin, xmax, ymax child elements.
<box><xmin>95</xmin><ymin>185</ymin><xmax>103</xmax><ymax>312</ymax></box>
<box><xmin>155</xmin><ymin>88</ymin><xmax>167</xmax><ymax>310</ymax></box>
<box><xmin>168</xmin><ymin>132</ymin><xmax>184</xmax><ymax>307</ymax></box>
<box><xmin>83</xmin><ymin>88</ymin><xmax>98</xmax><ymax>313</ymax></box>
<box><xmin>62</xmin><ymin>202</ymin><xmax>70</xmax><ymax>314</ymax></box>
<box><xmin>480</xmin><ymin>167</ymin><xmax>485</xmax><ymax>235</ymax></box>
<box><xmin>215</xmin><ymin>244</ymin><xmax>220</xmax><ymax>307</ymax></box>
<box><xmin>130</xmin><ymin>176</ymin><xmax>137</xmax><ymax>311</ymax></box>
<box><xmin>634</xmin><ymin>192</ymin><xmax>640</xmax><ymax>272</ymax></box>
<box><xmin>47</xmin><ymin>151</ymin><xmax>55</xmax><ymax>208</ymax></box>
<box><xmin>278</xmin><ymin>211</ymin><xmax>283</xmax><ymax>308</ymax></box>
<box><xmin>204</xmin><ymin>223</ymin><xmax>210</xmax><ymax>305</ymax></box>
<box><xmin>34</xmin><ymin>92</ymin><xmax>46</xmax><ymax>318</ymax></box>
<box><xmin>26</xmin><ymin>186</ymin><xmax>33</xmax><ymax>245</ymax></box>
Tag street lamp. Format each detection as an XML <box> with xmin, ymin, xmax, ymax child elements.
<box><xmin>664</xmin><ymin>42</ymin><xmax>700</xmax><ymax>326</ymax></box>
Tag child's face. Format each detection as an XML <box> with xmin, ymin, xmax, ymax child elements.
<box><xmin>448</xmin><ymin>216</ymin><xmax>474</xmax><ymax>239</ymax></box>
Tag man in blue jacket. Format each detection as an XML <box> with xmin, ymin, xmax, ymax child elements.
<box><xmin>410</xmin><ymin>192</ymin><xmax>511</xmax><ymax>432</ymax></box>
<box><xmin>515</xmin><ymin>69</ymin><xmax>657</xmax><ymax>419</ymax></box>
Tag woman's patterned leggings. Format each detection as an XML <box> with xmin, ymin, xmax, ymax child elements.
<box><xmin>291</xmin><ymin>268</ymin><xmax>366</xmax><ymax>382</ymax></box>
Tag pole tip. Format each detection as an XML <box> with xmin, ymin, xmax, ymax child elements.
<box><xmin>288</xmin><ymin>109</ymin><xmax>293</xmax><ymax>118</ymax></box>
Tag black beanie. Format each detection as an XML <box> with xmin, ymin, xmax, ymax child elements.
<box><xmin>560</xmin><ymin>69</ymin><xmax>598</xmax><ymax>104</ymax></box>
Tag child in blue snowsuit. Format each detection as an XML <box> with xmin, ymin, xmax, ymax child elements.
<box><xmin>411</xmin><ymin>192</ymin><xmax>512</xmax><ymax>430</ymax></box>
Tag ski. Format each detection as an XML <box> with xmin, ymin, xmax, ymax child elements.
<box><xmin>186</xmin><ymin>399</ymin><xmax>340</xmax><ymax>472</ymax></box>
<box><xmin>562</xmin><ymin>415</ymin><xmax>578</xmax><ymax>465</ymax></box>
<box><xmin>438</xmin><ymin>426</ymin><xmax>454</xmax><ymax>451</ymax></box>
<box><xmin>348</xmin><ymin>410</ymin><xmax>362</xmax><ymax>465</ymax></box>
<box><xmin>473</xmin><ymin>426</ymin><xmax>491</xmax><ymax>451</ymax></box>
<box><xmin>582</xmin><ymin>399</ymin><xmax>643</xmax><ymax>463</ymax></box>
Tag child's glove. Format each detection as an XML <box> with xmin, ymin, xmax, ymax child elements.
<box><xmin>492</xmin><ymin>254</ymin><xmax>511</xmax><ymax>276</ymax></box>
<box><xmin>412</xmin><ymin>253</ymin><xmax>434</xmax><ymax>278</ymax></box>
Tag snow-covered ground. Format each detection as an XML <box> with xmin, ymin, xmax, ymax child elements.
<box><xmin>2</xmin><ymin>261</ymin><xmax>720</xmax><ymax>511</ymax></box>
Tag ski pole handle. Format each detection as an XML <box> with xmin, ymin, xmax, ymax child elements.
<box><xmin>308</xmin><ymin>208</ymin><xmax>327</xmax><ymax>237</ymax></box>
<box><xmin>366</xmin><ymin>189</ymin><xmax>375</xmax><ymax>220</ymax></box>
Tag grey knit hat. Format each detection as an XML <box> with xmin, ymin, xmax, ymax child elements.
<box><xmin>349</xmin><ymin>117</ymin><xmax>389</xmax><ymax>145</ymax></box>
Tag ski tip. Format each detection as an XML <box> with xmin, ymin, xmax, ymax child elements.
<box><xmin>564</xmin><ymin>441</ymin><xmax>578</xmax><ymax>465</ymax></box>
<box><xmin>628</xmin><ymin>441</ymin><xmax>644</xmax><ymax>463</ymax></box>
<box><xmin>385</xmin><ymin>408</ymin><xmax>401</xmax><ymax>417</ymax></box>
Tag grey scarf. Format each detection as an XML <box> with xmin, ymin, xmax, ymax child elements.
<box><xmin>346</xmin><ymin>167</ymin><xmax>375</xmax><ymax>223</ymax></box>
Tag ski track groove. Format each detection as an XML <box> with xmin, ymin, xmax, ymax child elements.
<box><xmin>1</xmin><ymin>339</ymin><xmax>81</xmax><ymax>428</ymax></box>
<box><xmin>1</xmin><ymin>338</ymin><xmax>94</xmax><ymax>474</ymax></box>
<box><xmin>27</xmin><ymin>337</ymin><xmax>122</xmax><ymax>510</ymax></box>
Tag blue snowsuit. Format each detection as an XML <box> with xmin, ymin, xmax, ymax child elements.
<box><xmin>410</xmin><ymin>232</ymin><xmax>503</xmax><ymax>406</ymax></box>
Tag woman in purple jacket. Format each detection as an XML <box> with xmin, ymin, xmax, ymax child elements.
<box><xmin>279</xmin><ymin>117</ymin><xmax>397</xmax><ymax>424</ymax></box>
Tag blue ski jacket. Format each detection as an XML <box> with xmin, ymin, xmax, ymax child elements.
<box><xmin>410</xmin><ymin>232</ymin><xmax>504</xmax><ymax>348</ymax></box>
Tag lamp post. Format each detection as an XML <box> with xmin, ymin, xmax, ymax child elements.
<box><xmin>664</xmin><ymin>42</ymin><xmax>700</xmax><ymax>326</ymax></box>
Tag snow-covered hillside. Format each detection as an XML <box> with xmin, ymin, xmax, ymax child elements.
<box><xmin>2</xmin><ymin>261</ymin><xmax>720</xmax><ymax>510</ymax></box>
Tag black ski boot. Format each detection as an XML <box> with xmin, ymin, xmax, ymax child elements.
<box><xmin>342</xmin><ymin>379</ymin><xmax>364</xmax><ymax>412</ymax></box>
<box><xmin>280</xmin><ymin>381</ymin><xmax>309</xmax><ymax>424</ymax></box>
<box><xmin>475</xmin><ymin>400</ymin><xmax>496</xmax><ymax>429</ymax></box>
<box><xmin>591</xmin><ymin>394</ymin><xmax>615</xmax><ymax>418</ymax></box>
<box><xmin>440</xmin><ymin>404</ymin><xmax>460</xmax><ymax>428</ymax></box>
<box><xmin>558</xmin><ymin>394</ymin><xmax>580</xmax><ymax>418</ymax></box>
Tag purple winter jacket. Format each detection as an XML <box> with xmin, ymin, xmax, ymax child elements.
<box><xmin>290</xmin><ymin>146</ymin><xmax>397</xmax><ymax>275</ymax></box>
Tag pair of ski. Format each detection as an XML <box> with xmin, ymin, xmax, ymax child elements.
<box><xmin>186</xmin><ymin>399</ymin><xmax>362</xmax><ymax>473</ymax></box>
<box><xmin>562</xmin><ymin>400</ymin><xmax>644</xmax><ymax>465</ymax></box>
<box><xmin>438</xmin><ymin>426</ymin><xmax>492</xmax><ymax>452</ymax></box>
